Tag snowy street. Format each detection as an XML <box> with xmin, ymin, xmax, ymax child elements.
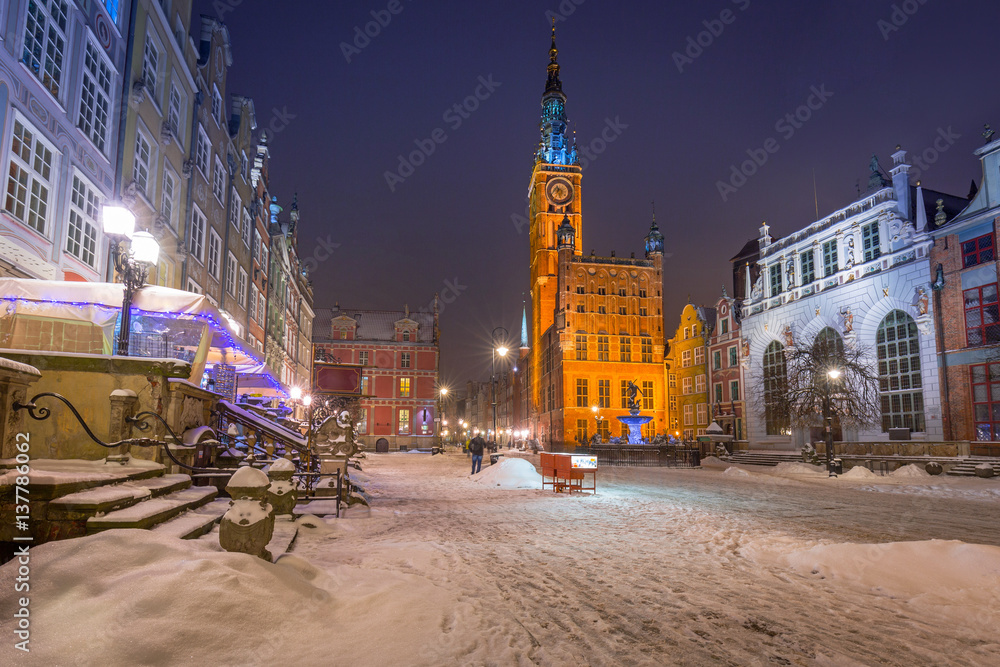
<box><xmin>4</xmin><ymin>452</ymin><xmax>1000</xmax><ymax>666</ymax></box>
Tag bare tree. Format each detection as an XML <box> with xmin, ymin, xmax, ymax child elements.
<box><xmin>755</xmin><ymin>331</ymin><xmax>882</xmax><ymax>431</ymax></box>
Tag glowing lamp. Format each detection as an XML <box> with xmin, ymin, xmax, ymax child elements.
<box><xmin>102</xmin><ymin>205</ymin><xmax>136</xmax><ymax>239</ymax></box>
<box><xmin>828</xmin><ymin>369</ymin><xmax>842</xmax><ymax>380</ymax></box>
<box><xmin>496</xmin><ymin>346</ymin><xmax>509</xmax><ymax>357</ymax></box>
<box><xmin>130</xmin><ymin>231</ymin><xmax>160</xmax><ymax>265</ymax></box>
<box><xmin>289</xmin><ymin>386</ymin><xmax>302</xmax><ymax>400</ymax></box>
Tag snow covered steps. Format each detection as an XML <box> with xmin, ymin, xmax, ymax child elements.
<box><xmin>151</xmin><ymin>499</ymin><xmax>231</xmax><ymax>539</ymax></box>
<box><xmin>946</xmin><ymin>459</ymin><xmax>1000</xmax><ymax>477</ymax></box>
<box><xmin>86</xmin><ymin>486</ymin><xmax>218</xmax><ymax>533</ymax></box>
<box><xmin>47</xmin><ymin>474</ymin><xmax>192</xmax><ymax>520</ymax></box>
<box><xmin>726</xmin><ymin>451</ymin><xmax>805</xmax><ymax>467</ymax></box>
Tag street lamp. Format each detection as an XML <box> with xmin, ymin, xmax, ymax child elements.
<box><xmin>438</xmin><ymin>387</ymin><xmax>449</xmax><ymax>447</ymax></box>
<box><xmin>103</xmin><ymin>204</ymin><xmax>159</xmax><ymax>356</ymax></box>
<box><xmin>591</xmin><ymin>405</ymin><xmax>604</xmax><ymax>444</ymax></box>
<box><xmin>491</xmin><ymin>326</ymin><xmax>509</xmax><ymax>451</ymax></box>
<box><xmin>824</xmin><ymin>368</ymin><xmax>842</xmax><ymax>476</ymax></box>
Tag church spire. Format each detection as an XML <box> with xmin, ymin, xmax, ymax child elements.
<box><xmin>520</xmin><ymin>300</ymin><xmax>529</xmax><ymax>350</ymax></box>
<box><xmin>545</xmin><ymin>18</ymin><xmax>562</xmax><ymax>95</ymax></box>
<box><xmin>536</xmin><ymin>21</ymin><xmax>576</xmax><ymax>166</ymax></box>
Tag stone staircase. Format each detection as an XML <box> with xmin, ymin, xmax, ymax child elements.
<box><xmin>2</xmin><ymin>459</ymin><xmax>229</xmax><ymax>544</ymax></box>
<box><xmin>725</xmin><ymin>450</ymin><xmax>805</xmax><ymax>467</ymax></box>
<box><xmin>946</xmin><ymin>458</ymin><xmax>1000</xmax><ymax>477</ymax></box>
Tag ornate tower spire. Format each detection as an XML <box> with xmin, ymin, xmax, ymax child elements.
<box><xmin>520</xmin><ymin>301</ymin><xmax>529</xmax><ymax>350</ymax></box>
<box><xmin>545</xmin><ymin>18</ymin><xmax>562</xmax><ymax>95</ymax></box>
<box><xmin>644</xmin><ymin>201</ymin><xmax>664</xmax><ymax>258</ymax></box>
<box><xmin>536</xmin><ymin>21</ymin><xmax>576</xmax><ymax>166</ymax></box>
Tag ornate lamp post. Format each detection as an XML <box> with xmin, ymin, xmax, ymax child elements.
<box><xmin>824</xmin><ymin>368</ymin><xmax>842</xmax><ymax>476</ymax></box>
<box><xmin>104</xmin><ymin>205</ymin><xmax>159</xmax><ymax>356</ymax></box>
<box><xmin>491</xmin><ymin>326</ymin><xmax>509</xmax><ymax>451</ymax></box>
<box><xmin>591</xmin><ymin>404</ymin><xmax>604</xmax><ymax>444</ymax></box>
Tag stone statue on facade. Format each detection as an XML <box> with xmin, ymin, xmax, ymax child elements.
<box><xmin>914</xmin><ymin>286</ymin><xmax>929</xmax><ymax>316</ymax></box>
<box><xmin>782</xmin><ymin>324</ymin><xmax>794</xmax><ymax>348</ymax></box>
<box><xmin>841</xmin><ymin>307</ymin><xmax>854</xmax><ymax>335</ymax></box>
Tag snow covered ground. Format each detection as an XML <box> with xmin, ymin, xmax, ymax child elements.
<box><xmin>3</xmin><ymin>452</ymin><xmax>1000</xmax><ymax>665</ymax></box>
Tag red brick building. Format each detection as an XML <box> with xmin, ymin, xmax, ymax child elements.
<box><xmin>707</xmin><ymin>290</ymin><xmax>747</xmax><ymax>445</ymax></box>
<box><xmin>312</xmin><ymin>303</ymin><xmax>440</xmax><ymax>452</ymax></box>
<box><xmin>930</xmin><ymin>135</ymin><xmax>1000</xmax><ymax>445</ymax></box>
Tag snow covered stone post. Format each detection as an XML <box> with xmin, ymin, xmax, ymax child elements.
<box><xmin>266</xmin><ymin>458</ymin><xmax>297</xmax><ymax>515</ymax></box>
<box><xmin>312</xmin><ymin>410</ymin><xmax>358</xmax><ymax>499</ymax></box>
<box><xmin>106</xmin><ymin>389</ymin><xmax>139</xmax><ymax>464</ymax></box>
<box><xmin>221</xmin><ymin>466</ymin><xmax>275</xmax><ymax>560</ymax></box>
<box><xmin>0</xmin><ymin>357</ymin><xmax>41</xmax><ymax>460</ymax></box>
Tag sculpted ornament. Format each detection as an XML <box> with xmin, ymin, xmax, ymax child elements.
<box><xmin>914</xmin><ymin>286</ymin><xmax>929</xmax><ymax>316</ymax></box>
<box><xmin>841</xmin><ymin>307</ymin><xmax>854</xmax><ymax>335</ymax></box>
<box><xmin>313</xmin><ymin>410</ymin><xmax>358</xmax><ymax>458</ymax></box>
<box><xmin>782</xmin><ymin>324</ymin><xmax>794</xmax><ymax>348</ymax></box>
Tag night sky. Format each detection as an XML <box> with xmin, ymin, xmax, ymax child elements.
<box><xmin>203</xmin><ymin>0</ymin><xmax>1000</xmax><ymax>389</ymax></box>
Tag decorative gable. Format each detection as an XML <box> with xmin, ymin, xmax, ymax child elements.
<box><xmin>394</xmin><ymin>317</ymin><xmax>419</xmax><ymax>342</ymax></box>
<box><xmin>331</xmin><ymin>315</ymin><xmax>358</xmax><ymax>341</ymax></box>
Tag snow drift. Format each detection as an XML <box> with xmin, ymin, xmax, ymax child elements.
<box><xmin>472</xmin><ymin>457</ymin><xmax>542</xmax><ymax>489</ymax></box>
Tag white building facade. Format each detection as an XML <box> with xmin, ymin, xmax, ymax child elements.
<box><xmin>739</xmin><ymin>149</ymin><xmax>945</xmax><ymax>448</ymax></box>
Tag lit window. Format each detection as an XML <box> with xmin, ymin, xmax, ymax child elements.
<box><xmin>5</xmin><ymin>117</ymin><xmax>56</xmax><ymax>235</ymax></box>
<box><xmin>65</xmin><ymin>174</ymin><xmax>100</xmax><ymax>267</ymax></box>
<box><xmin>22</xmin><ymin>0</ymin><xmax>68</xmax><ymax>97</ymax></box>
<box><xmin>78</xmin><ymin>41</ymin><xmax>113</xmax><ymax>152</ymax></box>
<box><xmin>399</xmin><ymin>377</ymin><xmax>411</xmax><ymax>397</ymax></box>
<box><xmin>878</xmin><ymin>310</ymin><xmax>924</xmax><ymax>433</ymax></box>
<box><xmin>398</xmin><ymin>409</ymin><xmax>410</xmax><ymax>434</ymax></box>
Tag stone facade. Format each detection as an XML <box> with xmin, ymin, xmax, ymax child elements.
<box><xmin>737</xmin><ymin>149</ymin><xmax>958</xmax><ymax>448</ymax></box>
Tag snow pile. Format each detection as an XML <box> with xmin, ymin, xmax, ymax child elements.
<box><xmin>722</xmin><ymin>466</ymin><xmax>750</xmax><ymax>478</ymax></box>
<box><xmin>841</xmin><ymin>466</ymin><xmax>877</xmax><ymax>479</ymax></box>
<box><xmin>700</xmin><ymin>456</ymin><xmax>728</xmax><ymax>468</ymax></box>
<box><xmin>976</xmin><ymin>463</ymin><xmax>995</xmax><ymax>471</ymax></box>
<box><xmin>891</xmin><ymin>463</ymin><xmax>931</xmax><ymax>478</ymax></box>
<box><xmin>0</xmin><ymin>530</ymin><xmax>457</xmax><ymax>665</ymax></box>
<box><xmin>773</xmin><ymin>462</ymin><xmax>826</xmax><ymax>476</ymax></box>
<box><xmin>745</xmin><ymin>539</ymin><xmax>1000</xmax><ymax>635</ymax></box>
<box><xmin>472</xmin><ymin>457</ymin><xmax>542</xmax><ymax>489</ymax></box>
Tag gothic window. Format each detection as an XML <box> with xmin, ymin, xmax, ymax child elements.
<box><xmin>823</xmin><ymin>240</ymin><xmax>838</xmax><ymax>277</ymax></box>
<box><xmin>763</xmin><ymin>341</ymin><xmax>789</xmax><ymax>435</ymax></box>
<box><xmin>800</xmin><ymin>249</ymin><xmax>815</xmax><ymax>284</ymax></box>
<box><xmin>862</xmin><ymin>222</ymin><xmax>881</xmax><ymax>262</ymax></box>
<box><xmin>964</xmin><ymin>284</ymin><xmax>1000</xmax><ymax>346</ymax></box>
<box><xmin>813</xmin><ymin>326</ymin><xmax>844</xmax><ymax>363</ymax></box>
<box><xmin>878</xmin><ymin>310</ymin><xmax>924</xmax><ymax>433</ymax></box>
<box><xmin>962</xmin><ymin>233</ymin><xmax>995</xmax><ymax>268</ymax></box>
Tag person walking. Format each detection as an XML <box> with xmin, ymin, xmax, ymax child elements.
<box><xmin>469</xmin><ymin>433</ymin><xmax>485</xmax><ymax>475</ymax></box>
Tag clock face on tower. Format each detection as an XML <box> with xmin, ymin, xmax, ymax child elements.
<box><xmin>545</xmin><ymin>177</ymin><xmax>573</xmax><ymax>206</ymax></box>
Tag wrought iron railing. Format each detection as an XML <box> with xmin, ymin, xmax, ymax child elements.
<box><xmin>13</xmin><ymin>392</ymin><xmax>211</xmax><ymax>473</ymax></box>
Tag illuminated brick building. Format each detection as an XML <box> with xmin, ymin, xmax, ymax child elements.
<box><xmin>665</xmin><ymin>303</ymin><xmax>715</xmax><ymax>441</ymax></box>
<box><xmin>313</xmin><ymin>303</ymin><xmax>440</xmax><ymax>452</ymax></box>
<box><xmin>526</xmin><ymin>26</ymin><xmax>666</xmax><ymax>447</ymax></box>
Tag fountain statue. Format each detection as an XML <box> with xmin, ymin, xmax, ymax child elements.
<box><xmin>616</xmin><ymin>380</ymin><xmax>653</xmax><ymax>444</ymax></box>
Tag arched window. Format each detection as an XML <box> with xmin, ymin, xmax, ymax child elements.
<box><xmin>813</xmin><ymin>326</ymin><xmax>844</xmax><ymax>362</ymax></box>
<box><xmin>763</xmin><ymin>340</ymin><xmax>788</xmax><ymax>435</ymax></box>
<box><xmin>877</xmin><ymin>310</ymin><xmax>924</xmax><ymax>432</ymax></box>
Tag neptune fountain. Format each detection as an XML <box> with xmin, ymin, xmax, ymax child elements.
<box><xmin>617</xmin><ymin>380</ymin><xmax>653</xmax><ymax>444</ymax></box>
